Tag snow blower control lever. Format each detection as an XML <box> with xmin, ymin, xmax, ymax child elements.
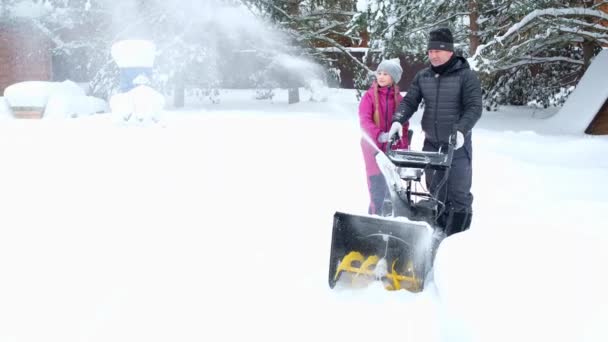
<box><xmin>385</xmin><ymin>131</ymin><xmax>456</xmax><ymax>171</ymax></box>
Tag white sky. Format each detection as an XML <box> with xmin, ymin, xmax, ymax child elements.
<box><xmin>0</xmin><ymin>87</ymin><xmax>606</xmax><ymax>342</ymax></box>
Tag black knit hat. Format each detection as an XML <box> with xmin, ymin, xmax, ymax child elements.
<box><xmin>428</xmin><ymin>27</ymin><xmax>454</xmax><ymax>52</ymax></box>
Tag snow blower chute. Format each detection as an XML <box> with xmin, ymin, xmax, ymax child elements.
<box><xmin>328</xmin><ymin>132</ymin><xmax>456</xmax><ymax>292</ymax></box>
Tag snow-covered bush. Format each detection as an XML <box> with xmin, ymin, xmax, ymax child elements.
<box><xmin>4</xmin><ymin>80</ymin><xmax>108</xmax><ymax>119</ymax></box>
<box><xmin>44</xmin><ymin>80</ymin><xmax>107</xmax><ymax>119</ymax></box>
<box><xmin>110</xmin><ymin>85</ymin><xmax>165</xmax><ymax>125</ymax></box>
<box><xmin>4</xmin><ymin>81</ymin><xmax>59</xmax><ymax>109</ymax></box>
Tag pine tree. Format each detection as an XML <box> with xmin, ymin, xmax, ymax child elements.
<box><xmin>474</xmin><ymin>0</ymin><xmax>607</xmax><ymax>109</ymax></box>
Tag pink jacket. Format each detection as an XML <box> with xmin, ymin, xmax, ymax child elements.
<box><xmin>359</xmin><ymin>83</ymin><xmax>409</xmax><ymax>177</ymax></box>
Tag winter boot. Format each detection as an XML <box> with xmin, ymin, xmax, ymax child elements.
<box><xmin>445</xmin><ymin>211</ymin><xmax>472</xmax><ymax>236</ymax></box>
<box><xmin>436</xmin><ymin>209</ymin><xmax>452</xmax><ymax>232</ymax></box>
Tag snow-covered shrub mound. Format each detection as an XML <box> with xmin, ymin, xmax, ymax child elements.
<box><xmin>109</xmin><ymin>92</ymin><xmax>134</xmax><ymax>120</ymax></box>
<box><xmin>45</xmin><ymin>95</ymin><xmax>109</xmax><ymax>119</ymax></box>
<box><xmin>110</xmin><ymin>85</ymin><xmax>165</xmax><ymax>124</ymax></box>
<box><xmin>4</xmin><ymin>80</ymin><xmax>104</xmax><ymax>119</ymax></box>
<box><xmin>4</xmin><ymin>81</ymin><xmax>57</xmax><ymax>108</ymax></box>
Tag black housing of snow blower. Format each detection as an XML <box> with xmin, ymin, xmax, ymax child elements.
<box><xmin>328</xmin><ymin>132</ymin><xmax>456</xmax><ymax>292</ymax></box>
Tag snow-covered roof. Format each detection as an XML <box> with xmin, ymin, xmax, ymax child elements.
<box><xmin>549</xmin><ymin>49</ymin><xmax>608</xmax><ymax>134</ymax></box>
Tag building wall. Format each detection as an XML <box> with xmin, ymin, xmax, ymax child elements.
<box><xmin>0</xmin><ymin>21</ymin><xmax>52</xmax><ymax>95</ymax></box>
<box><xmin>586</xmin><ymin>98</ymin><xmax>608</xmax><ymax>135</ymax></box>
<box><xmin>598</xmin><ymin>0</ymin><xmax>608</xmax><ymax>46</ymax></box>
<box><xmin>598</xmin><ymin>0</ymin><xmax>608</xmax><ymax>22</ymax></box>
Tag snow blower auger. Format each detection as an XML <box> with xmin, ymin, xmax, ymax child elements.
<box><xmin>328</xmin><ymin>131</ymin><xmax>456</xmax><ymax>292</ymax></box>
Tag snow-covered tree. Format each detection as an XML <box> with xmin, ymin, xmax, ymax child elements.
<box><xmin>1</xmin><ymin>0</ymin><xmax>337</xmax><ymax>104</ymax></box>
<box><xmin>0</xmin><ymin>0</ymin><xmax>110</xmax><ymax>87</ymax></box>
<box><xmin>474</xmin><ymin>1</ymin><xmax>608</xmax><ymax>109</ymax></box>
<box><xmin>242</xmin><ymin>0</ymin><xmax>368</xmax><ymax>101</ymax></box>
<box><xmin>356</xmin><ymin>0</ymin><xmax>607</xmax><ymax>108</ymax></box>
<box><xmin>3</xmin><ymin>0</ymin><xmax>606</xmax><ymax>110</ymax></box>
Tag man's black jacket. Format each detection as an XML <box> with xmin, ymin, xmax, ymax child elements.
<box><xmin>393</xmin><ymin>56</ymin><xmax>482</xmax><ymax>144</ymax></box>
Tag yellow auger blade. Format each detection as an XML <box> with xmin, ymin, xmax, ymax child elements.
<box><xmin>384</xmin><ymin>260</ymin><xmax>421</xmax><ymax>291</ymax></box>
<box><xmin>357</xmin><ymin>255</ymin><xmax>379</xmax><ymax>276</ymax></box>
<box><xmin>334</xmin><ymin>252</ymin><xmax>380</xmax><ymax>281</ymax></box>
<box><xmin>333</xmin><ymin>251</ymin><xmax>365</xmax><ymax>281</ymax></box>
<box><xmin>334</xmin><ymin>251</ymin><xmax>422</xmax><ymax>292</ymax></box>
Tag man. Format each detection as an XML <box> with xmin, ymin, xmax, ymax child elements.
<box><xmin>388</xmin><ymin>27</ymin><xmax>482</xmax><ymax>236</ymax></box>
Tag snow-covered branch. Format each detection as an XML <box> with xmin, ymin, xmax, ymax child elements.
<box><xmin>300</xmin><ymin>21</ymin><xmax>343</xmax><ymax>38</ymax></box>
<box><xmin>592</xmin><ymin>1</ymin><xmax>608</xmax><ymax>10</ymax></box>
<box><xmin>557</xmin><ymin>18</ymin><xmax>608</xmax><ymax>33</ymax></box>
<box><xmin>558</xmin><ymin>27</ymin><xmax>608</xmax><ymax>44</ymax></box>
<box><xmin>475</xmin><ymin>7</ymin><xmax>608</xmax><ymax>59</ymax></box>
<box><xmin>494</xmin><ymin>55</ymin><xmax>584</xmax><ymax>72</ymax></box>
<box><xmin>381</xmin><ymin>11</ymin><xmax>469</xmax><ymax>36</ymax></box>
<box><xmin>298</xmin><ymin>10</ymin><xmax>357</xmax><ymax>19</ymax></box>
<box><xmin>507</xmin><ymin>33</ymin><xmax>580</xmax><ymax>56</ymax></box>
<box><xmin>495</xmin><ymin>8</ymin><xmax>608</xmax><ymax>44</ymax></box>
<box><xmin>314</xmin><ymin>35</ymin><xmax>372</xmax><ymax>73</ymax></box>
<box><xmin>32</xmin><ymin>20</ymin><xmax>65</xmax><ymax>49</ymax></box>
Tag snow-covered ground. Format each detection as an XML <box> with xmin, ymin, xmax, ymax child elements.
<box><xmin>0</xmin><ymin>88</ymin><xmax>606</xmax><ymax>342</ymax></box>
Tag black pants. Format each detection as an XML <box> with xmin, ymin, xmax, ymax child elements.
<box><xmin>423</xmin><ymin>138</ymin><xmax>473</xmax><ymax>234</ymax></box>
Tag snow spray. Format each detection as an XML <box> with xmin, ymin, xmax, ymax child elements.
<box><xmin>360</xmin><ymin>130</ymin><xmax>384</xmax><ymax>154</ymax></box>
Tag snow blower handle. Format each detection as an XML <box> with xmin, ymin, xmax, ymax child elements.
<box><xmin>448</xmin><ymin>129</ymin><xmax>458</xmax><ymax>148</ymax></box>
<box><xmin>386</xmin><ymin>135</ymin><xmax>400</xmax><ymax>154</ymax></box>
<box><xmin>386</xmin><ymin>128</ymin><xmax>413</xmax><ymax>154</ymax></box>
<box><xmin>385</xmin><ymin>129</ymin><xmax>455</xmax><ymax>170</ymax></box>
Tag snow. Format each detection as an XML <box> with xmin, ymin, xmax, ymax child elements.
<box><xmin>3</xmin><ymin>81</ymin><xmax>108</xmax><ymax>119</ymax></box>
<box><xmin>4</xmin><ymin>81</ymin><xmax>60</xmax><ymax>108</ymax></box>
<box><xmin>45</xmin><ymin>95</ymin><xmax>109</xmax><ymax>119</ymax></box>
<box><xmin>0</xmin><ymin>97</ymin><xmax>12</xmax><ymax>118</ymax></box>
<box><xmin>8</xmin><ymin>0</ymin><xmax>48</xmax><ymax>19</ymax></box>
<box><xmin>356</xmin><ymin>0</ymin><xmax>369</xmax><ymax>12</ymax></box>
<box><xmin>111</xmin><ymin>40</ymin><xmax>156</xmax><ymax>68</ymax></box>
<box><xmin>109</xmin><ymin>85</ymin><xmax>165</xmax><ymax>124</ymax></box>
<box><xmin>550</xmin><ymin>49</ymin><xmax>608</xmax><ymax>134</ymax></box>
<box><xmin>44</xmin><ymin>81</ymin><xmax>108</xmax><ymax>119</ymax></box>
<box><xmin>0</xmin><ymin>87</ymin><xmax>607</xmax><ymax>342</ymax></box>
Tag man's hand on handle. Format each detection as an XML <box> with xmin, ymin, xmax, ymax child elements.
<box><xmin>455</xmin><ymin>131</ymin><xmax>464</xmax><ymax>150</ymax></box>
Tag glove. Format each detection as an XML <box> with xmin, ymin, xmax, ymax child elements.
<box><xmin>377</xmin><ymin>132</ymin><xmax>390</xmax><ymax>143</ymax></box>
<box><xmin>388</xmin><ymin>122</ymin><xmax>403</xmax><ymax>140</ymax></box>
<box><xmin>455</xmin><ymin>131</ymin><xmax>464</xmax><ymax>150</ymax></box>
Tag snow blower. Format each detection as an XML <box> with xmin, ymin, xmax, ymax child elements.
<box><xmin>328</xmin><ymin>132</ymin><xmax>456</xmax><ymax>292</ymax></box>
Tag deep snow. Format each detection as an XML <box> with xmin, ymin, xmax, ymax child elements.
<box><xmin>0</xmin><ymin>88</ymin><xmax>606</xmax><ymax>342</ymax></box>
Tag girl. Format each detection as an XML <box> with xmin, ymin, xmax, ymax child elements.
<box><xmin>359</xmin><ymin>59</ymin><xmax>409</xmax><ymax>215</ymax></box>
